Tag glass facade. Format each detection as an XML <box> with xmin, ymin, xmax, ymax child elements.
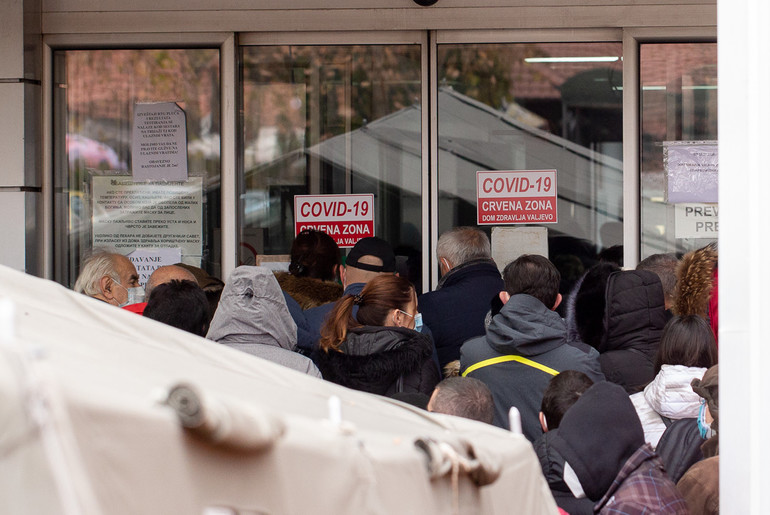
<box><xmin>49</xmin><ymin>37</ymin><xmax>717</xmax><ymax>292</ymax></box>
<box><xmin>640</xmin><ymin>43</ymin><xmax>718</xmax><ymax>258</ymax></box>
<box><xmin>437</xmin><ymin>42</ymin><xmax>623</xmax><ymax>296</ymax></box>
<box><xmin>239</xmin><ymin>45</ymin><xmax>423</xmax><ymax>287</ymax></box>
<box><xmin>53</xmin><ymin>49</ymin><xmax>221</xmax><ymax>287</ymax></box>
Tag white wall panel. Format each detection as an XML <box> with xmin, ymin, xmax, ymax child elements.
<box><xmin>0</xmin><ymin>192</ymin><xmax>29</xmax><ymax>271</ymax></box>
<box><xmin>0</xmin><ymin>0</ymin><xmax>24</xmax><ymax>77</ymax></box>
<box><xmin>0</xmin><ymin>84</ymin><xmax>26</xmax><ymax>187</ymax></box>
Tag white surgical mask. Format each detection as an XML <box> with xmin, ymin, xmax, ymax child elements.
<box><xmin>114</xmin><ymin>281</ymin><xmax>145</xmax><ymax>307</ymax></box>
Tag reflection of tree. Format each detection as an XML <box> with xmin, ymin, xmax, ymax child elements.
<box><xmin>66</xmin><ymin>49</ymin><xmax>220</xmax><ymax>171</ymax></box>
<box><xmin>242</xmin><ymin>45</ymin><xmax>421</xmax><ymax>163</ymax></box>
<box><xmin>441</xmin><ymin>47</ymin><xmax>514</xmax><ymax>109</ymax></box>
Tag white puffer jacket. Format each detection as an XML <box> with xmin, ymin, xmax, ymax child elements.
<box><xmin>630</xmin><ymin>364</ymin><xmax>707</xmax><ymax>448</ymax></box>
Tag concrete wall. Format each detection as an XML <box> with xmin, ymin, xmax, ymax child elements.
<box><xmin>40</xmin><ymin>0</ymin><xmax>716</xmax><ymax>33</ymax></box>
<box><xmin>0</xmin><ymin>0</ymin><xmax>42</xmax><ymax>274</ymax></box>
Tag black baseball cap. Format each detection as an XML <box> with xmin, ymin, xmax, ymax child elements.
<box><xmin>345</xmin><ymin>237</ymin><xmax>396</xmax><ymax>273</ymax></box>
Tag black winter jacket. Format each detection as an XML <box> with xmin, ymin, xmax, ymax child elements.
<box><xmin>599</xmin><ymin>270</ymin><xmax>667</xmax><ymax>393</ymax></box>
<box><xmin>549</xmin><ymin>381</ymin><xmax>646</xmax><ymax>502</ymax></box>
<box><xmin>316</xmin><ymin>326</ymin><xmax>440</xmax><ymax>396</ymax></box>
<box><xmin>533</xmin><ymin>431</ymin><xmax>595</xmax><ymax>515</ymax></box>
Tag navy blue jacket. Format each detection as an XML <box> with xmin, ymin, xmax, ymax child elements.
<box><xmin>304</xmin><ymin>283</ymin><xmax>365</xmax><ymax>348</ymax></box>
<box><xmin>418</xmin><ymin>259</ymin><xmax>504</xmax><ymax>368</ymax></box>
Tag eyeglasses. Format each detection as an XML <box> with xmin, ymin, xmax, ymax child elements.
<box><xmin>397</xmin><ymin>309</ymin><xmax>417</xmax><ymax>319</ymax></box>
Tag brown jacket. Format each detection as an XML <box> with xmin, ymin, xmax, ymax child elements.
<box><xmin>677</xmin><ymin>455</ymin><xmax>719</xmax><ymax>515</ymax></box>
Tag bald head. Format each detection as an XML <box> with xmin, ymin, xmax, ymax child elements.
<box><xmin>146</xmin><ymin>265</ymin><xmax>197</xmax><ymax>295</ymax></box>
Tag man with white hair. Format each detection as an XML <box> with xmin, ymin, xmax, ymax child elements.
<box><xmin>418</xmin><ymin>227</ymin><xmax>504</xmax><ymax>368</ymax></box>
<box><xmin>74</xmin><ymin>249</ymin><xmax>143</xmax><ymax>307</ymax></box>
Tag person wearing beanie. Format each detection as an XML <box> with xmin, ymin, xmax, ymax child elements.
<box><xmin>677</xmin><ymin>364</ymin><xmax>719</xmax><ymax>514</ymax></box>
<box><xmin>549</xmin><ymin>381</ymin><xmax>687</xmax><ymax>514</ymax></box>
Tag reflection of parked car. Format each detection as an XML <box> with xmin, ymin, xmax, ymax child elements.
<box><xmin>66</xmin><ymin>133</ymin><xmax>126</xmax><ymax>170</ymax></box>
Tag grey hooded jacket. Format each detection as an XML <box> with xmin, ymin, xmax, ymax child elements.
<box><xmin>207</xmin><ymin>266</ymin><xmax>321</xmax><ymax>377</ymax></box>
<box><xmin>460</xmin><ymin>294</ymin><xmax>604</xmax><ymax>440</ymax></box>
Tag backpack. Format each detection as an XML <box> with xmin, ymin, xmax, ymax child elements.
<box><xmin>655</xmin><ymin>417</ymin><xmax>704</xmax><ymax>483</ymax></box>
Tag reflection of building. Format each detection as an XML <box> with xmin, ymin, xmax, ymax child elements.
<box><xmin>301</xmin><ymin>88</ymin><xmax>622</xmax><ymax>248</ymax></box>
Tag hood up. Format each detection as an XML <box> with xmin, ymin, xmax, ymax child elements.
<box><xmin>599</xmin><ymin>269</ymin><xmax>667</xmax><ymax>355</ymax></box>
<box><xmin>549</xmin><ymin>381</ymin><xmax>644</xmax><ymax>502</ymax></box>
<box><xmin>486</xmin><ymin>294</ymin><xmax>567</xmax><ymax>356</ymax></box>
<box><xmin>207</xmin><ymin>266</ymin><xmax>297</xmax><ymax>350</ymax></box>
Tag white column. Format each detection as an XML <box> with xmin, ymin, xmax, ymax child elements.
<box><xmin>0</xmin><ymin>0</ymin><xmax>42</xmax><ymax>274</ymax></box>
<box><xmin>719</xmin><ymin>0</ymin><xmax>770</xmax><ymax>513</ymax></box>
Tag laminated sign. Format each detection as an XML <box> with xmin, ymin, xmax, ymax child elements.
<box><xmin>294</xmin><ymin>194</ymin><xmax>375</xmax><ymax>248</ymax></box>
<box><xmin>477</xmin><ymin>170</ymin><xmax>558</xmax><ymax>225</ymax></box>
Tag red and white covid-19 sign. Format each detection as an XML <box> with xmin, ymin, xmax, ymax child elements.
<box><xmin>295</xmin><ymin>194</ymin><xmax>375</xmax><ymax>248</ymax></box>
<box><xmin>477</xmin><ymin>170</ymin><xmax>558</xmax><ymax>225</ymax></box>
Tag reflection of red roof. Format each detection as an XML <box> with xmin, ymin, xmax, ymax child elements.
<box><xmin>509</xmin><ymin>42</ymin><xmax>623</xmax><ymax>100</ymax></box>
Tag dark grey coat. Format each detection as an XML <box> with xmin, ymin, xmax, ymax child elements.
<box><xmin>460</xmin><ymin>294</ymin><xmax>605</xmax><ymax>440</ymax></box>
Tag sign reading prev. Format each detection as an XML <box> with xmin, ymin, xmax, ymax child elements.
<box><xmin>92</xmin><ymin>176</ymin><xmax>203</xmax><ymax>257</ymax></box>
<box><xmin>477</xmin><ymin>170</ymin><xmax>558</xmax><ymax>225</ymax></box>
<box><xmin>132</xmin><ymin>102</ymin><xmax>188</xmax><ymax>182</ymax></box>
<box><xmin>294</xmin><ymin>194</ymin><xmax>374</xmax><ymax>248</ymax></box>
<box><xmin>675</xmin><ymin>203</ymin><xmax>719</xmax><ymax>239</ymax></box>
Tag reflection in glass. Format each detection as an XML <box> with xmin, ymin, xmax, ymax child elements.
<box><xmin>437</xmin><ymin>43</ymin><xmax>623</xmax><ymax>299</ymax></box>
<box><xmin>240</xmin><ymin>45</ymin><xmax>422</xmax><ymax>288</ymax></box>
<box><xmin>640</xmin><ymin>43</ymin><xmax>718</xmax><ymax>257</ymax></box>
<box><xmin>54</xmin><ymin>49</ymin><xmax>221</xmax><ymax>286</ymax></box>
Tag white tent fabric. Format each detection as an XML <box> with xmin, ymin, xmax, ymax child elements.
<box><xmin>0</xmin><ymin>265</ymin><xmax>557</xmax><ymax>515</ymax></box>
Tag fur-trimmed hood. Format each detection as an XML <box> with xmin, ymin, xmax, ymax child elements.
<box><xmin>673</xmin><ymin>243</ymin><xmax>717</xmax><ymax>318</ymax></box>
<box><xmin>275</xmin><ymin>271</ymin><xmax>343</xmax><ymax>309</ymax></box>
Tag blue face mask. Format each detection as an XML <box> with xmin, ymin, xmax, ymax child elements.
<box><xmin>414</xmin><ymin>313</ymin><xmax>423</xmax><ymax>333</ymax></box>
<box><xmin>698</xmin><ymin>399</ymin><xmax>714</xmax><ymax>439</ymax></box>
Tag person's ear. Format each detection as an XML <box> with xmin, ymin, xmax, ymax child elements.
<box><xmin>439</xmin><ymin>258</ymin><xmax>452</xmax><ymax>276</ymax></box>
<box><xmin>100</xmin><ymin>275</ymin><xmax>115</xmax><ymax>299</ymax></box>
<box><xmin>391</xmin><ymin>309</ymin><xmax>402</xmax><ymax>328</ymax></box>
<box><xmin>551</xmin><ymin>293</ymin><xmax>562</xmax><ymax>311</ymax></box>
<box><xmin>539</xmin><ymin>411</ymin><xmax>549</xmax><ymax>433</ymax></box>
<box><xmin>499</xmin><ymin>291</ymin><xmax>511</xmax><ymax>304</ymax></box>
<box><xmin>339</xmin><ymin>266</ymin><xmax>347</xmax><ymax>288</ymax></box>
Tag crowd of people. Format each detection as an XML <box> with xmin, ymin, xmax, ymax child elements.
<box><xmin>73</xmin><ymin>229</ymin><xmax>720</xmax><ymax>514</ymax></box>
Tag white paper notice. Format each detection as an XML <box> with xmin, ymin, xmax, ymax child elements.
<box><xmin>127</xmin><ymin>248</ymin><xmax>182</xmax><ymax>288</ymax></box>
<box><xmin>92</xmin><ymin>176</ymin><xmax>203</xmax><ymax>257</ymax></box>
<box><xmin>132</xmin><ymin>102</ymin><xmax>188</xmax><ymax>182</ymax></box>
<box><xmin>664</xmin><ymin>142</ymin><xmax>718</xmax><ymax>204</ymax></box>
